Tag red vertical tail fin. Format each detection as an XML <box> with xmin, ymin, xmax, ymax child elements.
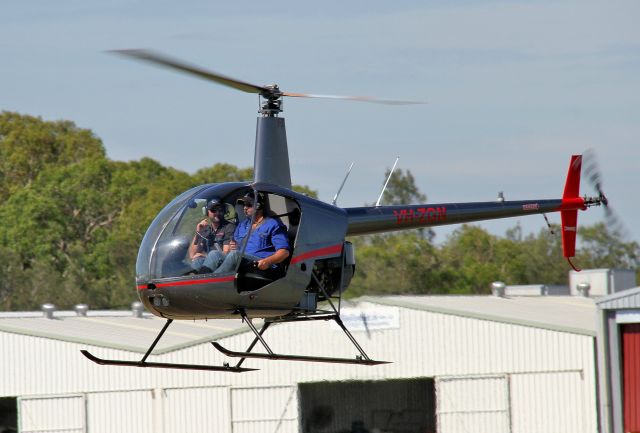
<box><xmin>561</xmin><ymin>155</ymin><xmax>585</xmax><ymax>270</ymax></box>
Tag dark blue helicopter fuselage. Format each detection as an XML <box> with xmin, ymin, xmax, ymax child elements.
<box><xmin>136</xmin><ymin>182</ymin><xmax>352</xmax><ymax>320</ymax></box>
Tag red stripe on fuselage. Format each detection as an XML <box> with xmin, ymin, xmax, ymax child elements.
<box><xmin>136</xmin><ymin>245</ymin><xmax>343</xmax><ymax>290</ymax></box>
<box><xmin>136</xmin><ymin>275</ymin><xmax>235</xmax><ymax>291</ymax></box>
<box><xmin>290</xmin><ymin>244</ymin><xmax>342</xmax><ymax>265</ymax></box>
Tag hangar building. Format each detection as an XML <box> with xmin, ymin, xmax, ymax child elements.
<box><xmin>596</xmin><ymin>286</ymin><xmax>640</xmax><ymax>433</ymax></box>
<box><xmin>0</xmin><ymin>294</ymin><xmax>598</xmax><ymax>433</ymax></box>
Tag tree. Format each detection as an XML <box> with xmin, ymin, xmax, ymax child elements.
<box><xmin>348</xmin><ymin>232</ymin><xmax>454</xmax><ymax>297</ymax></box>
<box><xmin>192</xmin><ymin>163</ymin><xmax>253</xmax><ymax>184</ymax></box>
<box><xmin>438</xmin><ymin>225</ymin><xmax>503</xmax><ymax>293</ymax></box>
<box><xmin>347</xmin><ymin>167</ymin><xmax>441</xmax><ymax>296</ymax></box>
<box><xmin>0</xmin><ymin>112</ymin><xmax>104</xmax><ymax>202</ymax></box>
<box><xmin>576</xmin><ymin>222</ymin><xmax>640</xmax><ymax>270</ymax></box>
<box><xmin>0</xmin><ymin>153</ymin><xmax>196</xmax><ymax>309</ymax></box>
<box><xmin>380</xmin><ymin>168</ymin><xmax>426</xmax><ymax>205</ymax></box>
<box><xmin>193</xmin><ymin>163</ymin><xmax>317</xmax><ymax>198</ymax></box>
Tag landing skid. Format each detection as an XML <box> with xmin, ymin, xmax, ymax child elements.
<box><xmin>212</xmin><ymin>342</ymin><xmax>388</xmax><ymax>365</ymax></box>
<box><xmin>81</xmin><ymin>350</ymin><xmax>255</xmax><ymax>372</ymax></box>
<box><xmin>212</xmin><ymin>309</ymin><xmax>390</xmax><ymax>368</ymax></box>
<box><xmin>80</xmin><ymin>319</ymin><xmax>257</xmax><ymax>373</ymax></box>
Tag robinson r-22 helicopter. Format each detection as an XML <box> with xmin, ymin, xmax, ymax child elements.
<box><xmin>81</xmin><ymin>50</ymin><xmax>609</xmax><ymax>373</ymax></box>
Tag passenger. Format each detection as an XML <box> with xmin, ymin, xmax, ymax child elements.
<box><xmin>213</xmin><ymin>192</ymin><xmax>290</xmax><ymax>275</ymax></box>
<box><xmin>189</xmin><ymin>197</ymin><xmax>236</xmax><ymax>274</ymax></box>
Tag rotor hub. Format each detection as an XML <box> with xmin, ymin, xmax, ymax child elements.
<box><xmin>259</xmin><ymin>84</ymin><xmax>283</xmax><ymax>116</ymax></box>
<box><xmin>584</xmin><ymin>194</ymin><xmax>608</xmax><ymax>208</ymax></box>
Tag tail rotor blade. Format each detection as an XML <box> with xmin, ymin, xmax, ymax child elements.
<box><xmin>604</xmin><ymin>205</ymin><xmax>630</xmax><ymax>239</ymax></box>
<box><xmin>582</xmin><ymin>148</ymin><xmax>630</xmax><ymax>239</ymax></box>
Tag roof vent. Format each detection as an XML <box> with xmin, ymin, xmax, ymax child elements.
<box><xmin>74</xmin><ymin>304</ymin><xmax>89</xmax><ymax>317</ymax></box>
<box><xmin>491</xmin><ymin>281</ymin><xmax>506</xmax><ymax>297</ymax></box>
<box><xmin>577</xmin><ymin>282</ymin><xmax>591</xmax><ymax>297</ymax></box>
<box><xmin>131</xmin><ymin>301</ymin><xmax>144</xmax><ymax>318</ymax></box>
<box><xmin>41</xmin><ymin>303</ymin><xmax>56</xmax><ymax>319</ymax></box>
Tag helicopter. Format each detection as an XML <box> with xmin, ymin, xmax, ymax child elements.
<box><xmin>81</xmin><ymin>49</ymin><xmax>608</xmax><ymax>373</ymax></box>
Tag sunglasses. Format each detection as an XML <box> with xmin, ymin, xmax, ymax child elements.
<box><xmin>243</xmin><ymin>203</ymin><xmax>254</xmax><ymax>208</ymax></box>
<box><xmin>208</xmin><ymin>207</ymin><xmax>223</xmax><ymax>213</ymax></box>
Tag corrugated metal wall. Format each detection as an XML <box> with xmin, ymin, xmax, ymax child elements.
<box><xmin>20</xmin><ymin>387</ymin><xmax>233</xmax><ymax>433</ymax></box>
<box><xmin>1</xmin><ymin>305</ymin><xmax>598</xmax><ymax>433</ymax></box>
<box><xmin>19</xmin><ymin>394</ymin><xmax>84</xmax><ymax>433</ymax></box>
<box><xmin>437</xmin><ymin>376</ymin><xmax>509</xmax><ymax>433</ymax></box>
<box><xmin>598</xmin><ymin>288</ymin><xmax>640</xmax><ymax>310</ymax></box>
<box><xmin>163</xmin><ymin>386</ymin><xmax>231</xmax><ymax>433</ymax></box>
<box><xmin>87</xmin><ymin>390</ymin><xmax>154</xmax><ymax>433</ymax></box>
<box><xmin>623</xmin><ymin>323</ymin><xmax>640</xmax><ymax>432</ymax></box>
<box><xmin>511</xmin><ymin>371</ymin><xmax>585</xmax><ymax>433</ymax></box>
<box><xmin>230</xmin><ymin>385</ymin><xmax>298</xmax><ymax>433</ymax></box>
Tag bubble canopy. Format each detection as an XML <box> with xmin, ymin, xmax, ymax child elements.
<box><xmin>135</xmin><ymin>182</ymin><xmax>251</xmax><ymax>281</ymax></box>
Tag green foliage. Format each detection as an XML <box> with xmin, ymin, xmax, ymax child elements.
<box><xmin>0</xmin><ymin>111</ymin><xmax>104</xmax><ymax>202</ymax></box>
<box><xmin>193</xmin><ymin>163</ymin><xmax>317</xmax><ymax>198</ymax></box>
<box><xmin>378</xmin><ymin>167</ymin><xmax>433</xmax><ymax>240</ymax></box>
<box><xmin>381</xmin><ymin>168</ymin><xmax>426</xmax><ymax>205</ymax></box>
<box><xmin>291</xmin><ymin>184</ymin><xmax>318</xmax><ymax>199</ymax></box>
<box><xmin>348</xmin><ymin>232</ymin><xmax>454</xmax><ymax>297</ymax></box>
<box><xmin>576</xmin><ymin>222</ymin><xmax>639</xmax><ymax>270</ymax></box>
<box><xmin>193</xmin><ymin>163</ymin><xmax>253</xmax><ymax>184</ymax></box>
<box><xmin>347</xmin><ymin>222</ymin><xmax>639</xmax><ymax>297</ymax></box>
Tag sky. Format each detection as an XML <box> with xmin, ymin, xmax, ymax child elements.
<box><xmin>2</xmin><ymin>0</ymin><xmax>639</xmax><ymax>245</ymax></box>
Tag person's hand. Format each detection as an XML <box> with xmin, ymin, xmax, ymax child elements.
<box><xmin>229</xmin><ymin>240</ymin><xmax>238</xmax><ymax>251</ymax></box>
<box><xmin>256</xmin><ymin>258</ymin><xmax>270</xmax><ymax>270</ymax></box>
<box><xmin>196</xmin><ymin>219</ymin><xmax>208</xmax><ymax>232</ymax></box>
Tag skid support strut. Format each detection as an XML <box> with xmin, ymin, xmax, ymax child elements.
<box><xmin>212</xmin><ymin>309</ymin><xmax>389</xmax><ymax>366</ymax></box>
<box><xmin>81</xmin><ymin>318</ymin><xmax>257</xmax><ymax>372</ymax></box>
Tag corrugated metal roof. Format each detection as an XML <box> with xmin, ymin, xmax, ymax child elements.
<box><xmin>0</xmin><ymin>312</ymin><xmax>252</xmax><ymax>354</ymax></box>
<box><xmin>0</xmin><ymin>293</ymin><xmax>598</xmax><ymax>354</ymax></box>
<box><xmin>360</xmin><ymin>294</ymin><xmax>597</xmax><ymax>336</ymax></box>
<box><xmin>596</xmin><ymin>286</ymin><xmax>640</xmax><ymax>309</ymax></box>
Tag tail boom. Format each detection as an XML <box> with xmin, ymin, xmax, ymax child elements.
<box><xmin>344</xmin><ymin>155</ymin><xmax>588</xmax><ymax>243</ymax></box>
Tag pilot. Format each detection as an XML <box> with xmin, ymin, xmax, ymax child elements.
<box><xmin>189</xmin><ymin>197</ymin><xmax>236</xmax><ymax>274</ymax></box>
<box><xmin>213</xmin><ymin>192</ymin><xmax>290</xmax><ymax>275</ymax></box>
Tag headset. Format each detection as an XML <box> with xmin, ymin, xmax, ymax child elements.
<box><xmin>240</xmin><ymin>192</ymin><xmax>265</xmax><ymax>210</ymax></box>
<box><xmin>254</xmin><ymin>192</ymin><xmax>265</xmax><ymax>210</ymax></box>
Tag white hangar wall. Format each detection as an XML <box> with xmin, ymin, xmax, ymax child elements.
<box><xmin>0</xmin><ymin>298</ymin><xmax>597</xmax><ymax>433</ymax></box>
<box><xmin>218</xmin><ymin>305</ymin><xmax>597</xmax><ymax>433</ymax></box>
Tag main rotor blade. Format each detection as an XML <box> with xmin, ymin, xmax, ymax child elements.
<box><xmin>283</xmin><ymin>91</ymin><xmax>424</xmax><ymax>105</ymax></box>
<box><xmin>111</xmin><ymin>49</ymin><xmax>425</xmax><ymax>105</ymax></box>
<box><xmin>111</xmin><ymin>49</ymin><xmax>268</xmax><ymax>95</ymax></box>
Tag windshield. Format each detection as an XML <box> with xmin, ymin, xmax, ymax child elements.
<box><xmin>136</xmin><ymin>183</ymin><xmax>251</xmax><ymax>281</ymax></box>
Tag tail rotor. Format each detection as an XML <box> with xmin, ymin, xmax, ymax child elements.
<box><xmin>582</xmin><ymin>149</ymin><xmax>628</xmax><ymax>238</ymax></box>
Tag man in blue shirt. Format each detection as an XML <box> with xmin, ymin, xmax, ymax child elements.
<box><xmin>213</xmin><ymin>192</ymin><xmax>290</xmax><ymax>274</ymax></box>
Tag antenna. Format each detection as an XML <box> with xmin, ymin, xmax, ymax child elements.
<box><xmin>375</xmin><ymin>157</ymin><xmax>399</xmax><ymax>207</ymax></box>
<box><xmin>332</xmin><ymin>162</ymin><xmax>355</xmax><ymax>205</ymax></box>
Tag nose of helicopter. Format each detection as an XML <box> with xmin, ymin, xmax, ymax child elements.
<box><xmin>135</xmin><ymin>183</ymin><xmax>248</xmax><ymax>284</ymax></box>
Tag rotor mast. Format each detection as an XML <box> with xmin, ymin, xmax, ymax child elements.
<box><xmin>254</xmin><ymin>85</ymin><xmax>292</xmax><ymax>189</ymax></box>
